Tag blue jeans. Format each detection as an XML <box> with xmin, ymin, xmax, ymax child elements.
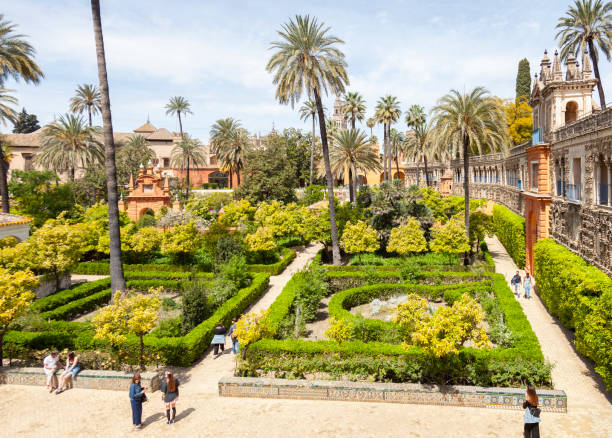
<box><xmin>131</xmin><ymin>400</ymin><xmax>142</xmax><ymax>425</ymax></box>
<box><xmin>232</xmin><ymin>338</ymin><xmax>239</xmax><ymax>355</ymax></box>
<box><xmin>513</xmin><ymin>283</ymin><xmax>520</xmax><ymax>295</ymax></box>
<box><xmin>525</xmin><ymin>286</ymin><xmax>531</xmax><ymax>298</ymax></box>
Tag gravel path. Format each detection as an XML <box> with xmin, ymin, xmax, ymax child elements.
<box><xmin>2</xmin><ymin>240</ymin><xmax>611</xmax><ymax>437</ymax></box>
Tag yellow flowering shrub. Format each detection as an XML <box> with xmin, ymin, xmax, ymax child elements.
<box><xmin>244</xmin><ymin>227</ymin><xmax>277</xmax><ymax>252</ymax></box>
<box><xmin>340</xmin><ymin>220</ymin><xmax>379</xmax><ymax>256</ymax></box>
<box><xmin>386</xmin><ymin>218</ymin><xmax>427</xmax><ymax>255</ymax></box>
<box><xmin>218</xmin><ymin>199</ymin><xmax>256</xmax><ymax>227</ymax></box>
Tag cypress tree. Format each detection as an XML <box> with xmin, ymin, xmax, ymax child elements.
<box><xmin>515</xmin><ymin>58</ymin><xmax>531</xmax><ymax>100</ymax></box>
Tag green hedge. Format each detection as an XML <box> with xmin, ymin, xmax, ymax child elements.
<box><xmin>31</xmin><ymin>278</ymin><xmax>112</xmax><ymax>313</ymax></box>
<box><xmin>534</xmin><ymin>238</ymin><xmax>612</xmax><ymax>391</ymax></box>
<box><xmin>248</xmin><ymin>248</ymin><xmax>297</xmax><ymax>275</ymax></box>
<box><xmin>493</xmin><ymin>204</ymin><xmax>525</xmax><ymax>268</ymax></box>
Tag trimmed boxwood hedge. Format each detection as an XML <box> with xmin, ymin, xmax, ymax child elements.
<box><xmin>248</xmin><ymin>248</ymin><xmax>297</xmax><ymax>275</ymax></box>
<box><xmin>493</xmin><ymin>204</ymin><xmax>525</xmax><ymax>268</ymax></box>
<box><xmin>534</xmin><ymin>238</ymin><xmax>612</xmax><ymax>391</ymax></box>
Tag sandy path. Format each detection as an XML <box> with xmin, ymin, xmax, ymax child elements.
<box><xmin>2</xmin><ymin>240</ymin><xmax>611</xmax><ymax>437</ymax></box>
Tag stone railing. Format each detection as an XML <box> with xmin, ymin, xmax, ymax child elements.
<box><xmin>0</xmin><ymin>367</ymin><xmax>160</xmax><ymax>392</ymax></box>
<box><xmin>554</xmin><ymin>107</ymin><xmax>612</xmax><ymax>142</ymax></box>
<box><xmin>219</xmin><ymin>377</ymin><xmax>567</xmax><ymax>412</ymax></box>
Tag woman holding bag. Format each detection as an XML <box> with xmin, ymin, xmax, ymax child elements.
<box><xmin>523</xmin><ymin>385</ymin><xmax>541</xmax><ymax>437</ymax></box>
<box><xmin>129</xmin><ymin>373</ymin><xmax>147</xmax><ymax>431</ymax></box>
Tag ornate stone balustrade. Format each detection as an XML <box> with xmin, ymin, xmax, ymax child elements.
<box><xmin>554</xmin><ymin>107</ymin><xmax>612</xmax><ymax>142</ymax></box>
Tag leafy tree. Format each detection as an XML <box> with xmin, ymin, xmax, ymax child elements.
<box><xmin>387</xmin><ymin>218</ymin><xmax>427</xmax><ymax>255</ymax></box>
<box><xmin>11</xmin><ymin>107</ymin><xmax>39</xmax><ymax>133</ymax></box>
<box><xmin>218</xmin><ymin>199</ymin><xmax>256</xmax><ymax>227</ymax></box>
<box><xmin>404</xmin><ymin>105</ymin><xmax>440</xmax><ymax>187</ymax></box>
<box><xmin>91</xmin><ymin>0</ymin><xmax>127</xmax><ymax>295</ymax></box>
<box><xmin>92</xmin><ymin>290</ymin><xmax>161</xmax><ymax>369</ymax></box>
<box><xmin>36</xmin><ymin>114</ymin><xmax>103</xmax><ymax>182</ymax></box>
<box><xmin>430</xmin><ymin>87</ymin><xmax>509</xmax><ymax>239</ymax></box>
<box><xmin>8</xmin><ymin>170</ymin><xmax>76</xmax><ymax>227</ymax></box>
<box><xmin>129</xmin><ymin>226</ymin><xmax>163</xmax><ymax>262</ymax></box>
<box><xmin>556</xmin><ymin>0</ymin><xmax>612</xmax><ymax>109</ymax></box>
<box><xmin>0</xmin><ymin>87</ymin><xmax>17</xmax><ymax>212</ymax></box>
<box><xmin>340</xmin><ymin>220</ymin><xmax>379</xmax><ymax>261</ymax></box>
<box><xmin>0</xmin><ymin>268</ymin><xmax>37</xmax><ymax>362</ymax></box>
<box><xmin>429</xmin><ymin>218</ymin><xmax>470</xmax><ymax>264</ymax></box>
<box><xmin>411</xmin><ymin>293</ymin><xmax>492</xmax><ymax>357</ymax></box>
<box><xmin>234</xmin><ymin>310</ymin><xmax>271</xmax><ymax>357</ymax></box>
<box><xmin>69</xmin><ymin>84</ymin><xmax>101</xmax><ymax>126</ymax></box>
<box><xmin>502</xmin><ymin>98</ymin><xmax>533</xmax><ymax>145</ymax></box>
<box><xmin>181</xmin><ymin>280</ymin><xmax>212</xmax><ymax>334</ymax></box>
<box><xmin>267</xmin><ymin>14</ymin><xmax>349</xmax><ymax>265</ymax></box>
<box><xmin>245</xmin><ymin>226</ymin><xmax>277</xmax><ymax>252</ymax></box>
<box><xmin>165</xmin><ymin>96</ymin><xmax>192</xmax><ymax>138</ymax></box>
<box><xmin>303</xmin><ymin>184</ymin><xmax>325</xmax><ymax>205</ymax></box>
<box><xmin>375</xmin><ymin>95</ymin><xmax>401</xmax><ymax>181</ymax></box>
<box><xmin>469</xmin><ymin>211</ymin><xmax>493</xmax><ymax>252</ymax></box>
<box><xmin>209</xmin><ymin>118</ymin><xmax>249</xmax><ymax>187</ymax></box>
<box><xmin>186</xmin><ymin>192</ymin><xmax>232</xmax><ymax>220</ymax></box>
<box><xmin>160</xmin><ymin>222</ymin><xmax>201</xmax><ymax>263</ymax></box>
<box><xmin>171</xmin><ymin>134</ymin><xmax>207</xmax><ymax>199</ymax></box>
<box><xmin>515</xmin><ymin>58</ymin><xmax>531</xmax><ymax>100</ymax></box>
<box><xmin>418</xmin><ymin>187</ymin><xmax>464</xmax><ymax>223</ymax></box>
<box><xmin>325</xmin><ymin>316</ymin><xmax>354</xmax><ymax>353</ymax></box>
<box><xmin>342</xmin><ymin>91</ymin><xmax>366</xmax><ymax>129</ymax></box>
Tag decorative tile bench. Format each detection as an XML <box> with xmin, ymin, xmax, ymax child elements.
<box><xmin>0</xmin><ymin>367</ymin><xmax>160</xmax><ymax>392</ymax></box>
<box><xmin>219</xmin><ymin>377</ymin><xmax>567</xmax><ymax>412</ymax></box>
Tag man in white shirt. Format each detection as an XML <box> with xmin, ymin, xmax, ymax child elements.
<box><xmin>42</xmin><ymin>350</ymin><xmax>62</xmax><ymax>392</ymax></box>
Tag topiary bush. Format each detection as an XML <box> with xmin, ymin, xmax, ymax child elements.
<box><xmin>492</xmin><ymin>204</ymin><xmax>525</xmax><ymax>268</ymax></box>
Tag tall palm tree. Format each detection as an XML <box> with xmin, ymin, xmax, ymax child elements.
<box><xmin>35</xmin><ymin>114</ymin><xmax>103</xmax><ymax>181</ymax></box>
<box><xmin>171</xmin><ymin>134</ymin><xmax>207</xmax><ymax>198</ymax></box>
<box><xmin>375</xmin><ymin>95</ymin><xmax>401</xmax><ymax>181</ymax></box>
<box><xmin>69</xmin><ymin>83</ymin><xmax>101</xmax><ymax>126</ymax></box>
<box><xmin>330</xmin><ymin>129</ymin><xmax>381</xmax><ymax>206</ymax></box>
<box><xmin>165</xmin><ymin>96</ymin><xmax>192</xmax><ymax>139</ymax></box>
<box><xmin>556</xmin><ymin>0</ymin><xmax>612</xmax><ymax>109</ymax></box>
<box><xmin>0</xmin><ymin>14</ymin><xmax>44</xmax><ymax>85</ymax></box>
<box><xmin>118</xmin><ymin>134</ymin><xmax>155</xmax><ymax>182</ymax></box>
<box><xmin>210</xmin><ymin>117</ymin><xmax>248</xmax><ymax>188</ymax></box>
<box><xmin>403</xmin><ymin>122</ymin><xmax>443</xmax><ymax>188</ymax></box>
<box><xmin>389</xmin><ymin>128</ymin><xmax>405</xmax><ymax>181</ymax></box>
<box><xmin>90</xmin><ymin>0</ymin><xmax>126</xmax><ymax>294</ymax></box>
<box><xmin>0</xmin><ymin>87</ymin><xmax>17</xmax><ymax>213</ymax></box>
<box><xmin>405</xmin><ymin>104</ymin><xmax>432</xmax><ymax>187</ymax></box>
<box><xmin>366</xmin><ymin>117</ymin><xmax>375</xmax><ymax>137</ymax></box>
<box><xmin>342</xmin><ymin>92</ymin><xmax>366</xmax><ymax>129</ymax></box>
<box><xmin>299</xmin><ymin>99</ymin><xmax>325</xmax><ymax>185</ymax></box>
<box><xmin>430</xmin><ymin>87</ymin><xmax>509</xmax><ymax>239</ymax></box>
<box><xmin>267</xmin><ymin>15</ymin><xmax>349</xmax><ymax>265</ymax></box>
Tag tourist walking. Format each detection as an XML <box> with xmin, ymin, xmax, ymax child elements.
<box><xmin>510</xmin><ymin>271</ymin><xmax>522</xmax><ymax>297</ymax></box>
<box><xmin>160</xmin><ymin>371</ymin><xmax>179</xmax><ymax>425</ymax></box>
<box><xmin>227</xmin><ymin>318</ymin><xmax>239</xmax><ymax>355</ymax></box>
<box><xmin>524</xmin><ymin>273</ymin><xmax>533</xmax><ymax>299</ymax></box>
<box><xmin>523</xmin><ymin>385</ymin><xmax>541</xmax><ymax>437</ymax></box>
<box><xmin>129</xmin><ymin>373</ymin><xmax>147</xmax><ymax>431</ymax></box>
<box><xmin>211</xmin><ymin>322</ymin><xmax>226</xmax><ymax>357</ymax></box>
<box><xmin>42</xmin><ymin>350</ymin><xmax>62</xmax><ymax>393</ymax></box>
<box><xmin>56</xmin><ymin>351</ymin><xmax>80</xmax><ymax>394</ymax></box>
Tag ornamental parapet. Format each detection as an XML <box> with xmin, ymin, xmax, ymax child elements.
<box><xmin>553</xmin><ymin>106</ymin><xmax>612</xmax><ymax>142</ymax></box>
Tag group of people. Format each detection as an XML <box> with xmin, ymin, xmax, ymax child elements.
<box><xmin>211</xmin><ymin>318</ymin><xmax>239</xmax><ymax>358</ymax></box>
<box><xmin>42</xmin><ymin>350</ymin><xmax>80</xmax><ymax>394</ymax></box>
<box><xmin>510</xmin><ymin>271</ymin><xmax>534</xmax><ymax>299</ymax></box>
<box><xmin>129</xmin><ymin>371</ymin><xmax>179</xmax><ymax>431</ymax></box>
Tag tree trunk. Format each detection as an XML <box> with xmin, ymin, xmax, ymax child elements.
<box><xmin>351</xmin><ymin>117</ymin><xmax>355</xmax><ymax>130</ymax></box>
<box><xmin>415</xmin><ymin>162</ymin><xmax>420</xmax><ymax>187</ymax></box>
<box><xmin>91</xmin><ymin>0</ymin><xmax>126</xmax><ymax>295</ymax></box>
<box><xmin>186</xmin><ymin>156</ymin><xmax>190</xmax><ymax>199</ymax></box>
<box><xmin>314</xmin><ymin>88</ymin><xmax>341</xmax><ymax>265</ymax></box>
<box><xmin>423</xmin><ymin>153</ymin><xmax>430</xmax><ymax>187</ymax></box>
<box><xmin>228</xmin><ymin>165</ymin><xmax>233</xmax><ymax>189</ymax></box>
<box><xmin>395</xmin><ymin>153</ymin><xmax>400</xmax><ymax>182</ymax></box>
<box><xmin>348</xmin><ymin>166</ymin><xmax>354</xmax><ymax>203</ymax></box>
<box><xmin>387</xmin><ymin>123</ymin><xmax>392</xmax><ymax>180</ymax></box>
<box><xmin>139</xmin><ymin>335</ymin><xmax>144</xmax><ymax>370</ymax></box>
<box><xmin>178</xmin><ymin>112</ymin><xmax>184</xmax><ymax>139</ymax></box>
<box><xmin>588</xmin><ymin>39</ymin><xmax>606</xmax><ymax>110</ymax></box>
<box><xmin>88</xmin><ymin>105</ymin><xmax>92</xmax><ymax>127</ymax></box>
<box><xmin>70</xmin><ymin>167</ymin><xmax>75</xmax><ymax>182</ymax></box>
<box><xmin>309</xmin><ymin>114</ymin><xmax>315</xmax><ymax>185</ymax></box>
<box><xmin>0</xmin><ymin>151</ymin><xmax>9</xmax><ymax>213</ymax></box>
<box><xmin>383</xmin><ymin>123</ymin><xmax>388</xmax><ymax>181</ymax></box>
<box><xmin>0</xmin><ymin>331</ymin><xmax>4</xmax><ymax>364</ymax></box>
<box><xmin>463</xmin><ymin>134</ymin><xmax>470</xmax><ymax>239</ymax></box>
<box><xmin>236</xmin><ymin>167</ymin><xmax>240</xmax><ymax>186</ymax></box>
<box><xmin>352</xmin><ymin>161</ymin><xmax>358</xmax><ymax>207</ymax></box>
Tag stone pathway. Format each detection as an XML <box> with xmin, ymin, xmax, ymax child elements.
<box><xmin>485</xmin><ymin>235</ymin><xmax>612</xmax><ymax>436</ymax></box>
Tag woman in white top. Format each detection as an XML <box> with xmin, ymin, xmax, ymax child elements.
<box><xmin>42</xmin><ymin>351</ymin><xmax>62</xmax><ymax>393</ymax></box>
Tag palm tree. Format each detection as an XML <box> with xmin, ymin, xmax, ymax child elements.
<box><xmin>0</xmin><ymin>87</ymin><xmax>17</xmax><ymax>212</ymax></box>
<box><xmin>430</xmin><ymin>87</ymin><xmax>509</xmax><ymax>239</ymax></box>
<box><xmin>389</xmin><ymin>128</ymin><xmax>405</xmax><ymax>181</ymax></box>
<box><xmin>210</xmin><ymin>117</ymin><xmax>248</xmax><ymax>188</ymax></box>
<box><xmin>366</xmin><ymin>117</ymin><xmax>375</xmax><ymax>137</ymax></box>
<box><xmin>299</xmin><ymin>99</ymin><xmax>325</xmax><ymax>185</ymax></box>
<box><xmin>556</xmin><ymin>0</ymin><xmax>612</xmax><ymax>109</ymax></box>
<box><xmin>165</xmin><ymin>96</ymin><xmax>192</xmax><ymax>139</ymax></box>
<box><xmin>118</xmin><ymin>134</ymin><xmax>155</xmax><ymax>182</ymax></box>
<box><xmin>375</xmin><ymin>95</ymin><xmax>401</xmax><ymax>181</ymax></box>
<box><xmin>35</xmin><ymin>114</ymin><xmax>103</xmax><ymax>181</ymax></box>
<box><xmin>330</xmin><ymin>129</ymin><xmax>381</xmax><ymax>206</ymax></box>
<box><xmin>267</xmin><ymin>15</ymin><xmax>349</xmax><ymax>265</ymax></box>
<box><xmin>405</xmin><ymin>104</ymin><xmax>432</xmax><ymax>187</ymax></box>
<box><xmin>342</xmin><ymin>92</ymin><xmax>366</xmax><ymax>129</ymax></box>
<box><xmin>90</xmin><ymin>0</ymin><xmax>126</xmax><ymax>294</ymax></box>
<box><xmin>171</xmin><ymin>134</ymin><xmax>207</xmax><ymax>198</ymax></box>
<box><xmin>69</xmin><ymin>84</ymin><xmax>101</xmax><ymax>126</ymax></box>
<box><xmin>0</xmin><ymin>14</ymin><xmax>44</xmax><ymax>85</ymax></box>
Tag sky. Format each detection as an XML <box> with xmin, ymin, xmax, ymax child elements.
<box><xmin>5</xmin><ymin>0</ymin><xmax>612</xmax><ymax>142</ymax></box>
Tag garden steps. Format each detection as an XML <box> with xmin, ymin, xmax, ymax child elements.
<box><xmin>485</xmin><ymin>236</ymin><xmax>612</xmax><ymax>433</ymax></box>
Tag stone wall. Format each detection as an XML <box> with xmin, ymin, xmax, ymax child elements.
<box><xmin>0</xmin><ymin>367</ymin><xmax>160</xmax><ymax>392</ymax></box>
<box><xmin>219</xmin><ymin>377</ymin><xmax>567</xmax><ymax>412</ymax></box>
<box><xmin>452</xmin><ymin>182</ymin><xmax>525</xmax><ymax>216</ymax></box>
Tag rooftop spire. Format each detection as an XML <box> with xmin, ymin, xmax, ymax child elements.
<box><xmin>552</xmin><ymin>50</ymin><xmax>563</xmax><ymax>81</ymax></box>
<box><xmin>566</xmin><ymin>52</ymin><xmax>578</xmax><ymax>80</ymax></box>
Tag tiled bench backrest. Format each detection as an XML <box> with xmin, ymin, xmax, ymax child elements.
<box><xmin>0</xmin><ymin>367</ymin><xmax>160</xmax><ymax>392</ymax></box>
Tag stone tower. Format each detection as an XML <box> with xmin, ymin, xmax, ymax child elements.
<box><xmin>331</xmin><ymin>96</ymin><xmax>347</xmax><ymax>130</ymax></box>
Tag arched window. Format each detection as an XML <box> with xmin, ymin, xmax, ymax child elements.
<box><xmin>565</xmin><ymin>101</ymin><xmax>578</xmax><ymax>124</ymax></box>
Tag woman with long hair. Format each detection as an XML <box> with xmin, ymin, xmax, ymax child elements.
<box><xmin>56</xmin><ymin>351</ymin><xmax>80</xmax><ymax>394</ymax></box>
<box><xmin>523</xmin><ymin>385</ymin><xmax>541</xmax><ymax>437</ymax></box>
<box><xmin>129</xmin><ymin>373</ymin><xmax>147</xmax><ymax>431</ymax></box>
<box><xmin>160</xmin><ymin>371</ymin><xmax>180</xmax><ymax>425</ymax></box>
